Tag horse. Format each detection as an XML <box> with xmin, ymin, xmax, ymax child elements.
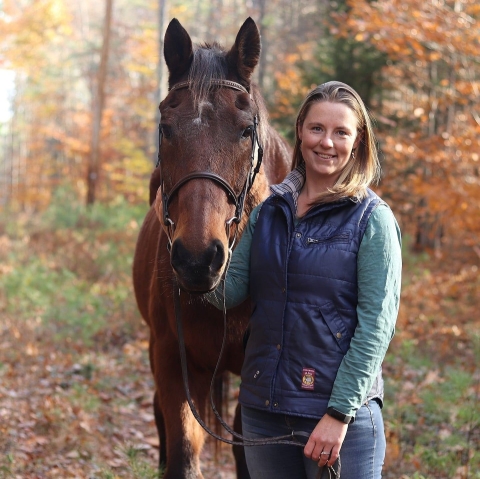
<box><xmin>132</xmin><ymin>17</ymin><xmax>291</xmax><ymax>479</ymax></box>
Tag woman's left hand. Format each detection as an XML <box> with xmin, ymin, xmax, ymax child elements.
<box><xmin>303</xmin><ymin>414</ymin><xmax>348</xmax><ymax>468</ymax></box>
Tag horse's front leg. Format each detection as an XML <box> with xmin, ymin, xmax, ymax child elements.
<box><xmin>152</xmin><ymin>390</ymin><xmax>167</xmax><ymax>471</ymax></box>
<box><xmin>153</xmin><ymin>338</ymin><xmax>208</xmax><ymax>479</ymax></box>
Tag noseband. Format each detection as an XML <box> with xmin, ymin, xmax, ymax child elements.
<box><xmin>156</xmin><ymin>79</ymin><xmax>264</xmax><ymax>251</ymax></box>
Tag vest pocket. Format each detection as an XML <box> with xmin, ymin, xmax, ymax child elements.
<box><xmin>305</xmin><ymin>230</ymin><xmax>351</xmax><ymax>247</ymax></box>
<box><xmin>318</xmin><ymin>301</ymin><xmax>353</xmax><ymax>354</ymax></box>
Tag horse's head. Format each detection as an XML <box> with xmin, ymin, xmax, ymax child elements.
<box><xmin>155</xmin><ymin>18</ymin><xmax>267</xmax><ymax>293</ymax></box>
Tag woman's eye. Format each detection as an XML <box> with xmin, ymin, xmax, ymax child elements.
<box><xmin>241</xmin><ymin>126</ymin><xmax>253</xmax><ymax>139</ymax></box>
<box><xmin>161</xmin><ymin>125</ymin><xmax>172</xmax><ymax>139</ymax></box>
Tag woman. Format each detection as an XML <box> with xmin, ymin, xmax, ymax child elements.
<box><xmin>206</xmin><ymin>81</ymin><xmax>402</xmax><ymax>478</ymax></box>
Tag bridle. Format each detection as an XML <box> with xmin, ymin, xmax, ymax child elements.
<box><xmin>156</xmin><ymin>79</ymin><xmax>264</xmax><ymax>252</ymax></box>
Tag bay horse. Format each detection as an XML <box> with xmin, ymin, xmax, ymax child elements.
<box><xmin>133</xmin><ymin>17</ymin><xmax>290</xmax><ymax>479</ymax></box>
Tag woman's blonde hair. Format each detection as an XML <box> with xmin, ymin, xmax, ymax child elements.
<box><xmin>292</xmin><ymin>81</ymin><xmax>381</xmax><ymax>204</ymax></box>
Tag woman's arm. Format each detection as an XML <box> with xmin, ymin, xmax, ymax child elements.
<box><xmin>204</xmin><ymin>203</ymin><xmax>263</xmax><ymax>310</ymax></box>
<box><xmin>328</xmin><ymin>203</ymin><xmax>402</xmax><ymax>416</ymax></box>
<box><xmin>304</xmin><ymin>204</ymin><xmax>402</xmax><ymax>465</ymax></box>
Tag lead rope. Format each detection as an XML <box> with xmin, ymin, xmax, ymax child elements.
<box><xmin>173</xmin><ymin>260</ymin><xmax>340</xmax><ymax>478</ymax></box>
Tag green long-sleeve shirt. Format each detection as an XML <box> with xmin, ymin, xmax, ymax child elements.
<box><xmin>206</xmin><ymin>201</ymin><xmax>402</xmax><ymax>417</ymax></box>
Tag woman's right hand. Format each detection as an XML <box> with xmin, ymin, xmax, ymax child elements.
<box><xmin>303</xmin><ymin>414</ymin><xmax>348</xmax><ymax>468</ymax></box>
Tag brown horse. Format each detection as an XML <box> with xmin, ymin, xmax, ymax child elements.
<box><xmin>133</xmin><ymin>18</ymin><xmax>290</xmax><ymax>479</ymax></box>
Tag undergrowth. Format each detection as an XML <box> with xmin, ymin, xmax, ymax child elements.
<box><xmin>0</xmin><ymin>187</ymin><xmax>147</xmax><ymax>346</ymax></box>
<box><xmin>0</xmin><ymin>188</ymin><xmax>162</xmax><ymax>478</ymax></box>
<box><xmin>382</xmin><ymin>240</ymin><xmax>480</xmax><ymax>479</ymax></box>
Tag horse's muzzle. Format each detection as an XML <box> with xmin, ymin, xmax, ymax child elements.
<box><xmin>170</xmin><ymin>238</ymin><xmax>226</xmax><ymax>293</ymax></box>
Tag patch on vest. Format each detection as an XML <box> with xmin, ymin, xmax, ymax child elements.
<box><xmin>301</xmin><ymin>368</ymin><xmax>315</xmax><ymax>390</ymax></box>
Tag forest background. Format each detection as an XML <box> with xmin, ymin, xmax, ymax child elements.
<box><xmin>0</xmin><ymin>0</ymin><xmax>479</xmax><ymax>478</ymax></box>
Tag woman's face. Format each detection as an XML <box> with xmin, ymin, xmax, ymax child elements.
<box><xmin>298</xmin><ymin>101</ymin><xmax>361</xmax><ymax>188</ymax></box>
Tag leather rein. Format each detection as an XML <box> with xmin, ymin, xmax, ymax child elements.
<box><xmin>162</xmin><ymin>79</ymin><xmax>339</xmax><ymax>478</ymax></box>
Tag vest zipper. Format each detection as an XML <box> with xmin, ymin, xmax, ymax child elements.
<box><xmin>306</xmin><ymin>233</ymin><xmax>350</xmax><ymax>245</ymax></box>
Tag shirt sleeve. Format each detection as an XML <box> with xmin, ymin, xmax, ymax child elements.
<box><xmin>204</xmin><ymin>203</ymin><xmax>263</xmax><ymax>310</ymax></box>
<box><xmin>328</xmin><ymin>204</ymin><xmax>402</xmax><ymax>417</ymax></box>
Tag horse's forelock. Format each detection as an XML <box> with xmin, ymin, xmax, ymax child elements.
<box><xmin>187</xmin><ymin>45</ymin><xmax>269</xmax><ymax>144</ymax></box>
<box><xmin>188</xmin><ymin>44</ymin><xmax>227</xmax><ymax>109</ymax></box>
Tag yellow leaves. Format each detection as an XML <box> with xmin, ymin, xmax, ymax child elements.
<box><xmin>103</xmin><ymin>138</ymin><xmax>153</xmax><ymax>203</ymax></box>
<box><xmin>466</xmin><ymin>3</ymin><xmax>480</xmax><ymax>16</ymax></box>
<box><xmin>429</xmin><ymin>51</ymin><xmax>442</xmax><ymax>62</ymax></box>
<box><xmin>171</xmin><ymin>4</ymin><xmax>189</xmax><ymax>16</ymax></box>
<box><xmin>343</xmin><ymin>0</ymin><xmax>479</xmax><ymax>64</ymax></box>
<box><xmin>2</xmin><ymin>0</ymin><xmax>73</xmax><ymax>69</ymax></box>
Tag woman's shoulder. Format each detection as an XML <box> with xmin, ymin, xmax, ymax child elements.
<box><xmin>365</xmin><ymin>201</ymin><xmax>402</xmax><ymax>244</ymax></box>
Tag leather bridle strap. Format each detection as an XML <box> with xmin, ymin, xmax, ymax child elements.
<box><xmin>169</xmin><ymin>79</ymin><xmax>250</xmax><ymax>94</ymax></box>
<box><xmin>161</xmin><ymin>172</ymin><xmax>237</xmax><ymax>226</ymax></box>
<box><xmin>173</xmin><ymin>284</ymin><xmax>306</xmax><ymax>447</ymax></box>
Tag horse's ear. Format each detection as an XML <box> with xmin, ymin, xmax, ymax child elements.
<box><xmin>226</xmin><ymin>17</ymin><xmax>261</xmax><ymax>85</ymax></box>
<box><xmin>164</xmin><ymin>18</ymin><xmax>193</xmax><ymax>86</ymax></box>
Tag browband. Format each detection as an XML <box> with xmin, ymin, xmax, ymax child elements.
<box><xmin>168</xmin><ymin>79</ymin><xmax>249</xmax><ymax>94</ymax></box>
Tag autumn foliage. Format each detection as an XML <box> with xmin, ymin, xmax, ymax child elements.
<box><xmin>0</xmin><ymin>1</ymin><xmax>479</xmax><ymax>478</ymax></box>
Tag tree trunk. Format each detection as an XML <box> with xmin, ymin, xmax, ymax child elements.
<box><xmin>86</xmin><ymin>0</ymin><xmax>114</xmax><ymax>206</ymax></box>
<box><xmin>154</xmin><ymin>0</ymin><xmax>167</xmax><ymax>165</ymax></box>
<box><xmin>256</xmin><ymin>0</ymin><xmax>267</xmax><ymax>91</ymax></box>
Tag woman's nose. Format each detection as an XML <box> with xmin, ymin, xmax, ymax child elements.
<box><xmin>320</xmin><ymin>135</ymin><xmax>333</xmax><ymax>148</ymax></box>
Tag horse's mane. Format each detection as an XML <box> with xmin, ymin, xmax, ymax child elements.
<box><xmin>188</xmin><ymin>44</ymin><xmax>269</xmax><ymax>143</ymax></box>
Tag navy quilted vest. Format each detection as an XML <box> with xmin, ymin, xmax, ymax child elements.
<box><xmin>238</xmin><ymin>188</ymin><xmax>384</xmax><ymax>419</ymax></box>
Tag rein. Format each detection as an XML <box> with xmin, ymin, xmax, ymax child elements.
<box><xmin>156</xmin><ymin>79</ymin><xmax>264</xmax><ymax>251</ymax></box>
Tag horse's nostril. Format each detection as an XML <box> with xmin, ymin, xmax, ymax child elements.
<box><xmin>209</xmin><ymin>239</ymin><xmax>225</xmax><ymax>274</ymax></box>
<box><xmin>170</xmin><ymin>239</ymin><xmax>188</xmax><ymax>273</ymax></box>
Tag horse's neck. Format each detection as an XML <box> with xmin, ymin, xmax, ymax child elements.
<box><xmin>262</xmin><ymin>125</ymin><xmax>292</xmax><ymax>187</ymax></box>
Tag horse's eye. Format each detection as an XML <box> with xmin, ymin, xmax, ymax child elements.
<box><xmin>241</xmin><ymin>126</ymin><xmax>253</xmax><ymax>139</ymax></box>
<box><xmin>161</xmin><ymin>125</ymin><xmax>172</xmax><ymax>140</ymax></box>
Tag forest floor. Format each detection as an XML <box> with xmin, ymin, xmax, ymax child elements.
<box><xmin>0</xmin><ymin>197</ymin><xmax>478</xmax><ymax>479</ymax></box>
<box><xmin>0</xmin><ymin>320</ymin><xmax>237</xmax><ymax>479</ymax></box>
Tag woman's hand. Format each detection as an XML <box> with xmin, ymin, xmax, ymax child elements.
<box><xmin>303</xmin><ymin>414</ymin><xmax>348</xmax><ymax>468</ymax></box>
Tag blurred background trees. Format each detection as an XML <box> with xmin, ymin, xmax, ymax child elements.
<box><xmin>0</xmin><ymin>2</ymin><xmax>479</xmax><ymax>477</ymax></box>
<box><xmin>1</xmin><ymin>0</ymin><xmax>479</xmax><ymax>264</ymax></box>
<box><xmin>0</xmin><ymin>0</ymin><xmax>480</xmax><ymax>251</ymax></box>
<box><xmin>3</xmin><ymin>0</ymin><xmax>478</xmax><ymax>263</ymax></box>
